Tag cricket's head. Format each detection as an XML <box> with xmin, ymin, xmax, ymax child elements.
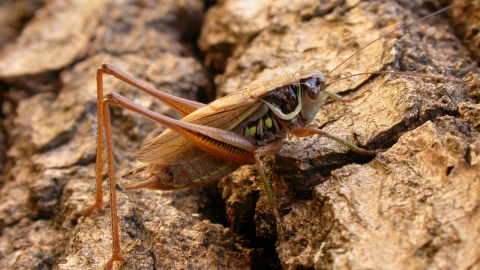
<box><xmin>296</xmin><ymin>70</ymin><xmax>327</xmax><ymax>125</ymax></box>
<box><xmin>257</xmin><ymin>70</ymin><xmax>327</xmax><ymax>124</ymax></box>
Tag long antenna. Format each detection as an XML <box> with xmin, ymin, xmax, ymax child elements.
<box><xmin>326</xmin><ymin>0</ymin><xmax>468</xmax><ymax>77</ymax></box>
<box><xmin>326</xmin><ymin>71</ymin><xmax>466</xmax><ymax>87</ymax></box>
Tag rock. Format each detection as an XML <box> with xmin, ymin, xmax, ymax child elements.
<box><xmin>0</xmin><ymin>0</ymin><xmax>479</xmax><ymax>269</ymax></box>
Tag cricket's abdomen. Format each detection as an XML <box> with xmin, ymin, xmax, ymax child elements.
<box><xmin>123</xmin><ymin>153</ymin><xmax>240</xmax><ymax>190</ymax></box>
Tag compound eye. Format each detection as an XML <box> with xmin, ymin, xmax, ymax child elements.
<box><xmin>307</xmin><ymin>87</ymin><xmax>320</xmax><ymax>99</ymax></box>
<box><xmin>303</xmin><ymin>78</ymin><xmax>323</xmax><ymax>100</ymax></box>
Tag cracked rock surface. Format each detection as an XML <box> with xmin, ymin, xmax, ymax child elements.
<box><xmin>0</xmin><ymin>0</ymin><xmax>479</xmax><ymax>269</ymax></box>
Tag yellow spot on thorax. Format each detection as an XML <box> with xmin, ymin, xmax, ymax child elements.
<box><xmin>265</xmin><ymin>117</ymin><xmax>272</xmax><ymax>128</ymax></box>
<box><xmin>249</xmin><ymin>126</ymin><xmax>256</xmax><ymax>135</ymax></box>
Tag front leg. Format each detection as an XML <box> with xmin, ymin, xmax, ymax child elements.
<box><xmin>289</xmin><ymin>124</ymin><xmax>384</xmax><ymax>156</ymax></box>
<box><xmin>324</xmin><ymin>89</ymin><xmax>367</xmax><ymax>103</ymax></box>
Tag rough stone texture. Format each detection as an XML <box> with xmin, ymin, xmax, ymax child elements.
<box><xmin>444</xmin><ymin>0</ymin><xmax>480</xmax><ymax>63</ymax></box>
<box><xmin>202</xmin><ymin>0</ymin><xmax>480</xmax><ymax>269</ymax></box>
<box><xmin>0</xmin><ymin>0</ymin><xmax>44</xmax><ymax>50</ymax></box>
<box><xmin>0</xmin><ymin>0</ymin><xmax>109</xmax><ymax>78</ymax></box>
<box><xmin>0</xmin><ymin>0</ymin><xmax>479</xmax><ymax>270</ymax></box>
<box><xmin>0</xmin><ymin>0</ymin><xmax>247</xmax><ymax>269</ymax></box>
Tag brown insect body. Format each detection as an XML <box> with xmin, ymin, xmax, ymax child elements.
<box><xmin>124</xmin><ymin>71</ymin><xmax>325</xmax><ymax>191</ymax></box>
